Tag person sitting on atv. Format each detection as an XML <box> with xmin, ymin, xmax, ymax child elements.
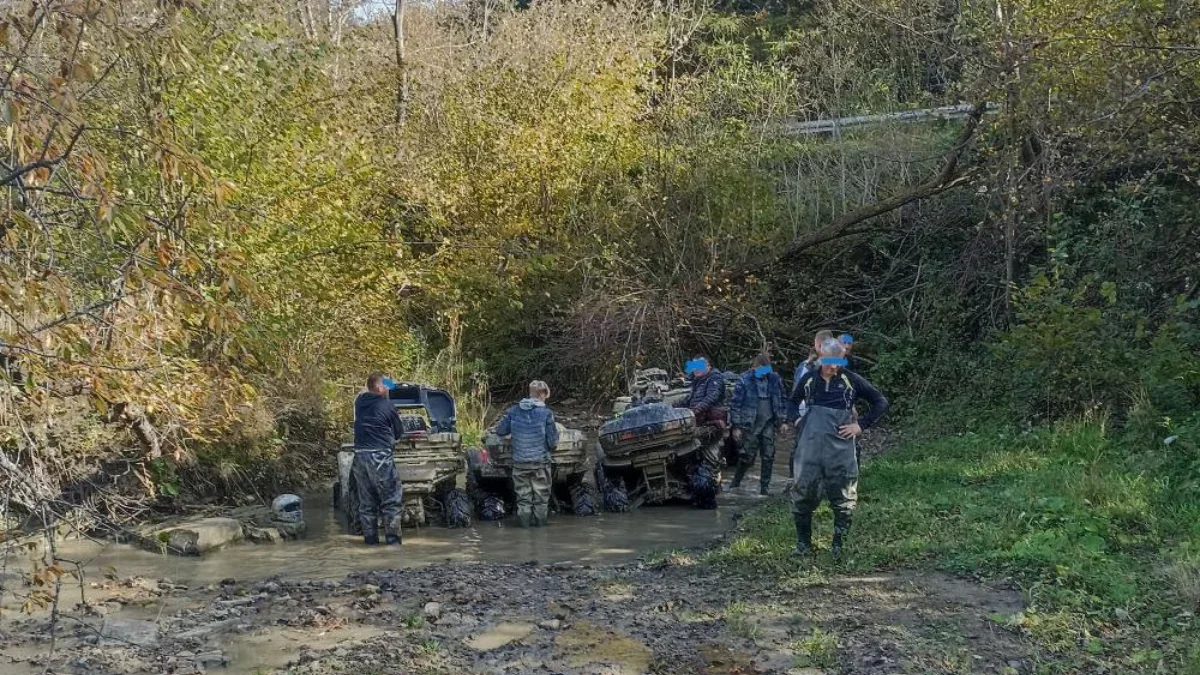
<box><xmin>677</xmin><ymin>356</ymin><xmax>727</xmax><ymax>468</ymax></box>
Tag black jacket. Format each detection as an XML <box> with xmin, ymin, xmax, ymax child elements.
<box><xmin>353</xmin><ymin>392</ymin><xmax>404</xmax><ymax>449</ymax></box>
<box><xmin>789</xmin><ymin>369</ymin><xmax>889</xmax><ymax>429</ymax></box>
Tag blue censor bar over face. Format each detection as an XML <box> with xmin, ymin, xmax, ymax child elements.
<box><xmin>754</xmin><ymin>365</ymin><xmax>773</xmax><ymax>378</ymax></box>
<box><xmin>819</xmin><ymin>357</ymin><xmax>848</xmax><ymax>367</ymax></box>
<box><xmin>685</xmin><ymin>358</ymin><xmax>708</xmax><ymax>375</ymax></box>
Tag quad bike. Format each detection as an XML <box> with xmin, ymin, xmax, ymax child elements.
<box><xmin>333</xmin><ymin>383</ymin><xmax>471</xmax><ymax>531</ymax></box>
<box><xmin>607</xmin><ymin>367</ymin><xmax>741</xmax><ymax>500</ymax></box>
<box><xmin>593</xmin><ymin>402</ymin><xmax>719</xmax><ymax>512</ymax></box>
<box><xmin>467</xmin><ymin>423</ymin><xmax>598</xmax><ymax>521</ymax></box>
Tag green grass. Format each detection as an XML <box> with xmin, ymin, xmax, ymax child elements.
<box><xmin>723</xmin><ymin>602</ymin><xmax>762</xmax><ymax>641</ymax></box>
<box><xmin>710</xmin><ymin>419</ymin><xmax>1200</xmax><ymax>673</ymax></box>
<box><xmin>792</xmin><ymin>627</ymin><xmax>838</xmax><ymax>668</ymax></box>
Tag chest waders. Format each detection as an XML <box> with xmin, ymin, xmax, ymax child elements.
<box><xmin>351</xmin><ymin>448</ymin><xmax>404</xmax><ymax>544</ymax></box>
<box><xmin>512</xmin><ymin>460</ymin><xmax>552</xmax><ymax>528</ymax></box>
<box><xmin>731</xmin><ymin>396</ymin><xmax>778</xmax><ymax>495</ymax></box>
<box><xmin>788</xmin><ymin>405</ymin><xmax>859</xmax><ymax>556</ymax></box>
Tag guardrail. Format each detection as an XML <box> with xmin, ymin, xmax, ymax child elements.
<box><xmin>782</xmin><ymin>103</ymin><xmax>998</xmax><ymax>135</ymax></box>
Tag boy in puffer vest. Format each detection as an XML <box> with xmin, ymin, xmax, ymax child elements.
<box><xmin>495</xmin><ymin>380</ymin><xmax>560</xmax><ymax>527</ymax></box>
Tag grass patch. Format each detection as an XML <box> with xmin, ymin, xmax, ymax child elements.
<box><xmin>1166</xmin><ymin>555</ymin><xmax>1200</xmax><ymax>611</ymax></box>
<box><xmin>710</xmin><ymin>419</ymin><xmax>1200</xmax><ymax>673</ymax></box>
<box><xmin>792</xmin><ymin>627</ymin><xmax>838</xmax><ymax>669</ymax></box>
<box><xmin>419</xmin><ymin>637</ymin><xmax>442</xmax><ymax>654</ymax></box>
<box><xmin>723</xmin><ymin>602</ymin><xmax>762</xmax><ymax>641</ymax></box>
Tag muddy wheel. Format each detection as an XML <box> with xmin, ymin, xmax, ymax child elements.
<box><xmin>478</xmin><ymin>493</ymin><xmax>506</xmax><ymax>521</ymax></box>
<box><xmin>569</xmin><ymin>479</ymin><xmax>599</xmax><ymax>517</ymax></box>
<box><xmin>603</xmin><ymin>477</ymin><xmax>629</xmax><ymax>513</ymax></box>
<box><xmin>441</xmin><ymin>488</ymin><xmax>472</xmax><ymax>528</ymax></box>
<box><xmin>343</xmin><ymin>478</ymin><xmax>363</xmax><ymax>535</ymax></box>
<box><xmin>594</xmin><ymin>463</ymin><xmax>630</xmax><ymax>513</ymax></box>
<box><xmin>402</xmin><ymin>499</ymin><xmax>425</xmax><ymax>528</ymax></box>
<box><xmin>598</xmin><ymin>473</ymin><xmax>630</xmax><ymax>513</ymax></box>
<box><xmin>690</xmin><ymin>463</ymin><xmax>719</xmax><ymax>510</ymax></box>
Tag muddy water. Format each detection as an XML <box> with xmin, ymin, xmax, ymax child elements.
<box><xmin>44</xmin><ymin>496</ymin><xmax>738</xmax><ymax>588</ymax></box>
<box><xmin>4</xmin><ymin>451</ymin><xmax>788</xmax><ymax>611</ymax></box>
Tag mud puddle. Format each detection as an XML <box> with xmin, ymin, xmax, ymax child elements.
<box><xmin>2</xmin><ymin>452</ymin><xmax>791</xmax><ymax>624</ymax></box>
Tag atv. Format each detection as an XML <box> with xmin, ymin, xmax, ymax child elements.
<box><xmin>467</xmin><ymin>423</ymin><xmax>598</xmax><ymax>521</ymax></box>
<box><xmin>334</xmin><ymin>383</ymin><xmax>471</xmax><ymax>531</ymax></box>
<box><xmin>610</xmin><ymin>366</ymin><xmax>742</xmax><ymax>476</ymax></box>
<box><xmin>593</xmin><ymin>401</ymin><xmax>719</xmax><ymax>511</ymax></box>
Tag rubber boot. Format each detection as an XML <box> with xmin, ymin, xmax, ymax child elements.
<box><xmin>832</xmin><ymin>512</ymin><xmax>852</xmax><ymax>558</ymax></box>
<box><xmin>791</xmin><ymin>513</ymin><xmax>812</xmax><ymax>556</ymax></box>
<box><xmin>731</xmin><ymin>460</ymin><xmax>750</xmax><ymax>489</ymax></box>
<box><xmin>363</xmin><ymin>531</ymin><xmax>379</xmax><ymax>546</ymax></box>
<box><xmin>759</xmin><ymin>453</ymin><xmax>774</xmax><ymax>496</ymax></box>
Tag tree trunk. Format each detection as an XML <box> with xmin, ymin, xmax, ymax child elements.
<box><xmin>393</xmin><ymin>0</ymin><xmax>408</xmax><ymax>124</ymax></box>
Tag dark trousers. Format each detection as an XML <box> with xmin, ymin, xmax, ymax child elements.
<box><xmin>351</xmin><ymin>449</ymin><xmax>403</xmax><ymax>537</ymax></box>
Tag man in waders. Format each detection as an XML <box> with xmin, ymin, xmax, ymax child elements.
<box><xmin>788</xmin><ymin>340</ymin><xmax>889</xmax><ymax>557</ymax></box>
<box><xmin>495</xmin><ymin>380</ymin><xmax>559</xmax><ymax>527</ymax></box>
<box><xmin>352</xmin><ymin>373</ymin><xmax>406</xmax><ymax>545</ymax></box>
<box><xmin>730</xmin><ymin>353</ymin><xmax>788</xmax><ymax>496</ymax></box>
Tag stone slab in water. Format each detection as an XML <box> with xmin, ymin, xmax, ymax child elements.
<box><xmin>156</xmin><ymin>517</ymin><xmax>244</xmax><ymax>555</ymax></box>
<box><xmin>100</xmin><ymin>617</ymin><xmax>160</xmax><ymax>647</ymax></box>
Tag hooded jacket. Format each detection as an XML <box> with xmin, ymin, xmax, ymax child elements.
<box><xmin>789</xmin><ymin>368</ymin><xmax>888</xmax><ymax>429</ymax></box>
<box><xmin>495</xmin><ymin>398</ymin><xmax>559</xmax><ymax>464</ymax></box>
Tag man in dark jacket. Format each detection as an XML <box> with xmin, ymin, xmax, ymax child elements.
<box><xmin>352</xmin><ymin>373</ymin><xmax>406</xmax><ymax>545</ymax></box>
<box><xmin>495</xmin><ymin>380</ymin><xmax>559</xmax><ymax>527</ymax></box>
<box><xmin>678</xmin><ymin>356</ymin><xmax>727</xmax><ymax>469</ymax></box>
<box><xmin>788</xmin><ymin>340</ymin><xmax>889</xmax><ymax>557</ymax></box>
<box><xmin>730</xmin><ymin>353</ymin><xmax>789</xmax><ymax>495</ymax></box>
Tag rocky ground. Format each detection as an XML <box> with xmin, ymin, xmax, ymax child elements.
<box><xmin>1</xmin><ymin>535</ymin><xmax>1035</xmax><ymax>675</ymax></box>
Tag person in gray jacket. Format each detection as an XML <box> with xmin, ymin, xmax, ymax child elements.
<box><xmin>495</xmin><ymin>380</ymin><xmax>559</xmax><ymax>527</ymax></box>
